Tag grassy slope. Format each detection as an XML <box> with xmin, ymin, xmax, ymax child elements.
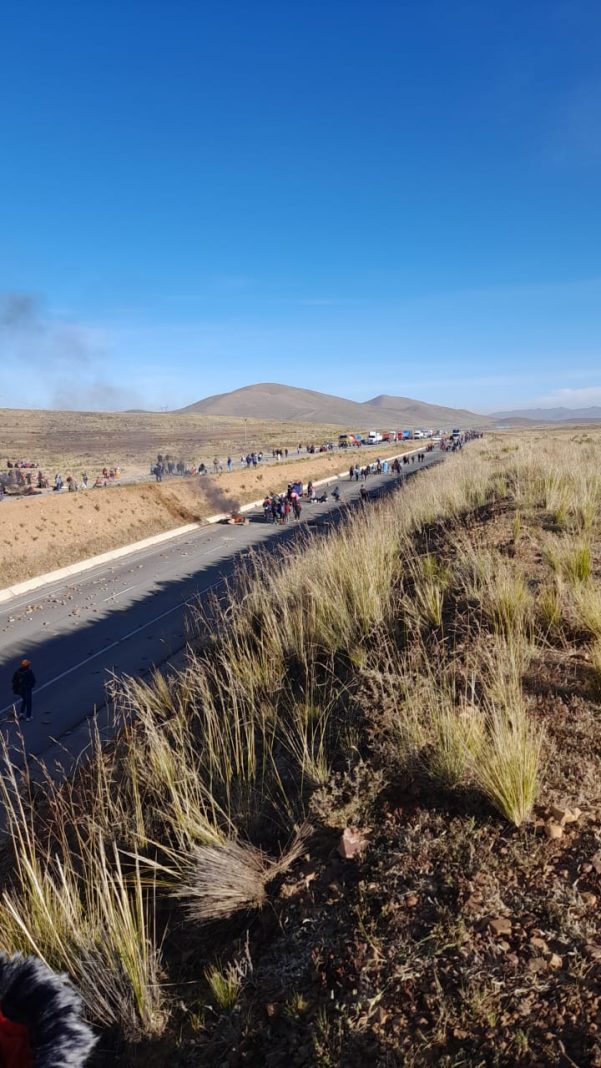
<box><xmin>0</xmin><ymin>428</ymin><xmax>600</xmax><ymax>1067</ymax></box>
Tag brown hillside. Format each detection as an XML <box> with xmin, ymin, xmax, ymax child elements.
<box><xmin>367</xmin><ymin>393</ymin><xmax>488</xmax><ymax>425</ymax></box>
<box><xmin>179</xmin><ymin>382</ymin><xmax>490</xmax><ymax>428</ymax></box>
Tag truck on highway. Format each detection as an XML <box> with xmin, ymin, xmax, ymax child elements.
<box><xmin>338</xmin><ymin>433</ymin><xmax>364</xmax><ymax>447</ymax></box>
<box><xmin>367</xmin><ymin>431</ymin><xmax>383</xmax><ymax>444</ymax></box>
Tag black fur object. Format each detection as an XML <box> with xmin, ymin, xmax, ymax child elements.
<box><xmin>0</xmin><ymin>953</ymin><xmax>97</xmax><ymax>1066</ymax></box>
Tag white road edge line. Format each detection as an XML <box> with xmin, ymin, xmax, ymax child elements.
<box><xmin>0</xmin><ymin>450</ymin><xmax>418</xmax><ymax>605</ymax></box>
<box><xmin>102</xmin><ymin>584</ymin><xmax>138</xmax><ymax>603</ymax></box>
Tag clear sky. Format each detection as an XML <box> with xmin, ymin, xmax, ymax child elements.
<box><xmin>1</xmin><ymin>1</ymin><xmax>601</xmax><ymax>413</ymax></box>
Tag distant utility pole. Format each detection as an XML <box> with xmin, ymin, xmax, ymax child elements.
<box><xmin>244</xmin><ymin>418</ymin><xmax>248</xmax><ymax>449</ymax></box>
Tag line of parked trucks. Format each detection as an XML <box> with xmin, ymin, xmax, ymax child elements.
<box><xmin>338</xmin><ymin>428</ymin><xmax>460</xmax><ymax>446</ymax></box>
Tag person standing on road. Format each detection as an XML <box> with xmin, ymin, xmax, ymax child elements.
<box><xmin>12</xmin><ymin>658</ymin><xmax>36</xmax><ymax>722</ymax></box>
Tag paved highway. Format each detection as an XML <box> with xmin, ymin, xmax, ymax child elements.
<box><xmin>0</xmin><ymin>451</ymin><xmax>442</xmax><ymax>773</ymax></box>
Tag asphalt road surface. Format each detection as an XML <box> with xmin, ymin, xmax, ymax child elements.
<box><xmin>0</xmin><ymin>451</ymin><xmax>443</xmax><ymax>773</ymax></box>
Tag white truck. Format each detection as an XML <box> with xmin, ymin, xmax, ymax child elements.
<box><xmin>367</xmin><ymin>431</ymin><xmax>383</xmax><ymax>444</ymax></box>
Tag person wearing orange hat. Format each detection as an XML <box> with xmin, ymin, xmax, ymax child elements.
<box><xmin>11</xmin><ymin>659</ymin><xmax>36</xmax><ymax>722</ymax></box>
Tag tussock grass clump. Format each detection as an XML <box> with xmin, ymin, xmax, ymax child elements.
<box><xmin>401</xmin><ymin>550</ymin><xmax>450</xmax><ymax>630</ymax></box>
<box><xmin>573</xmin><ymin>582</ymin><xmax>601</xmax><ymax>638</ymax></box>
<box><xmin>455</xmin><ymin>544</ymin><xmax>533</xmax><ymax>637</ymax></box>
<box><xmin>233</xmin><ymin>507</ymin><xmax>401</xmax><ymax>663</ymax></box>
<box><xmin>546</xmin><ymin>540</ymin><xmax>593</xmax><ymax>586</ymax></box>
<box><xmin>474</xmin><ymin>705</ymin><xmax>543</xmax><ymax>827</ymax></box>
<box><xmin>205</xmin><ymin>962</ymin><xmax>242</xmax><ymax>1011</ymax></box>
<box><xmin>427</xmin><ymin>705</ymin><xmax>484</xmax><ymax>789</ymax></box>
<box><xmin>537</xmin><ymin>580</ymin><xmax>565</xmax><ymax>634</ymax></box>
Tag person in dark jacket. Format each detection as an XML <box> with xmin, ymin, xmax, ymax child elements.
<box><xmin>12</xmin><ymin>659</ymin><xmax>36</xmax><ymax>722</ymax></box>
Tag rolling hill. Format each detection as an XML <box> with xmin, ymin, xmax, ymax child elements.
<box><xmin>366</xmin><ymin>394</ymin><xmax>487</xmax><ymax>425</ymax></box>
<box><xmin>179</xmin><ymin>383</ymin><xmax>490</xmax><ymax>428</ymax></box>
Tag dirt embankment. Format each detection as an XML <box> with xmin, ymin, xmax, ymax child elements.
<box><xmin>0</xmin><ymin>448</ymin><xmax>410</xmax><ymax>586</ymax></box>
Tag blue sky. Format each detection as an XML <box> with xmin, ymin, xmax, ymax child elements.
<box><xmin>1</xmin><ymin>0</ymin><xmax>601</xmax><ymax>412</ymax></box>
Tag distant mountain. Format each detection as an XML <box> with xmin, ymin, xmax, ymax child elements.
<box><xmin>366</xmin><ymin>394</ymin><xmax>486</xmax><ymax>425</ymax></box>
<box><xmin>492</xmin><ymin>406</ymin><xmax>601</xmax><ymax>423</ymax></box>
<box><xmin>180</xmin><ymin>384</ymin><xmax>372</xmax><ymax>424</ymax></box>
<box><xmin>179</xmin><ymin>383</ymin><xmax>490</xmax><ymax>428</ymax></box>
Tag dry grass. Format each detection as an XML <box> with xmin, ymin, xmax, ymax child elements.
<box><xmin>0</xmin><ymin>751</ymin><xmax>167</xmax><ymax>1039</ymax></box>
<box><xmin>574</xmin><ymin>581</ymin><xmax>601</xmax><ymax>637</ymax></box>
<box><xmin>0</xmin><ymin>407</ymin><xmax>348</xmax><ymax>478</ymax></box>
<box><xmin>168</xmin><ymin>824</ymin><xmax>311</xmax><ymax>924</ymax></box>
<box><xmin>204</xmin><ymin>962</ymin><xmax>242</xmax><ymax>1011</ymax></box>
<box><xmin>0</xmin><ymin>426</ymin><xmax>600</xmax><ymax>1055</ymax></box>
<box><xmin>473</xmin><ymin>702</ymin><xmax>544</xmax><ymax>826</ymax></box>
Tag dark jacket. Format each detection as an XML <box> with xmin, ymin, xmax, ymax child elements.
<box><xmin>0</xmin><ymin>953</ymin><xmax>96</xmax><ymax>1066</ymax></box>
<box><xmin>11</xmin><ymin>668</ymin><xmax>36</xmax><ymax>696</ymax></box>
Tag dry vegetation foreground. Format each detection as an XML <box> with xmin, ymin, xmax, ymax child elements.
<box><xmin>0</xmin><ymin>448</ymin><xmax>401</xmax><ymax>585</ymax></box>
<box><xmin>0</xmin><ymin>429</ymin><xmax>600</xmax><ymax>1067</ymax></box>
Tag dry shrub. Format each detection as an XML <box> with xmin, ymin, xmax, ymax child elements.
<box><xmin>172</xmin><ymin>823</ymin><xmax>311</xmax><ymax>923</ymax></box>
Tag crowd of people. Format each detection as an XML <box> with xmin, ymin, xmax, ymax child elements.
<box><xmin>259</xmin><ymin>448</ymin><xmax>432</xmax><ymax>523</ymax></box>
<box><xmin>151</xmin><ymin>442</ymin><xmax>335</xmax><ymax>481</ymax></box>
<box><xmin>1</xmin><ymin>459</ymin><xmax>121</xmax><ymax>498</ymax></box>
<box><xmin>2</xmin><ymin>431</ymin><xmax>480</xmax><ymax>502</ymax></box>
<box><xmin>261</xmin><ymin>477</ymin><xmax>338</xmax><ymax>523</ymax></box>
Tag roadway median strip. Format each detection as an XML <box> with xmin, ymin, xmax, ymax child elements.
<box><xmin>0</xmin><ymin>449</ymin><xmax>422</xmax><ymax>604</ymax></box>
